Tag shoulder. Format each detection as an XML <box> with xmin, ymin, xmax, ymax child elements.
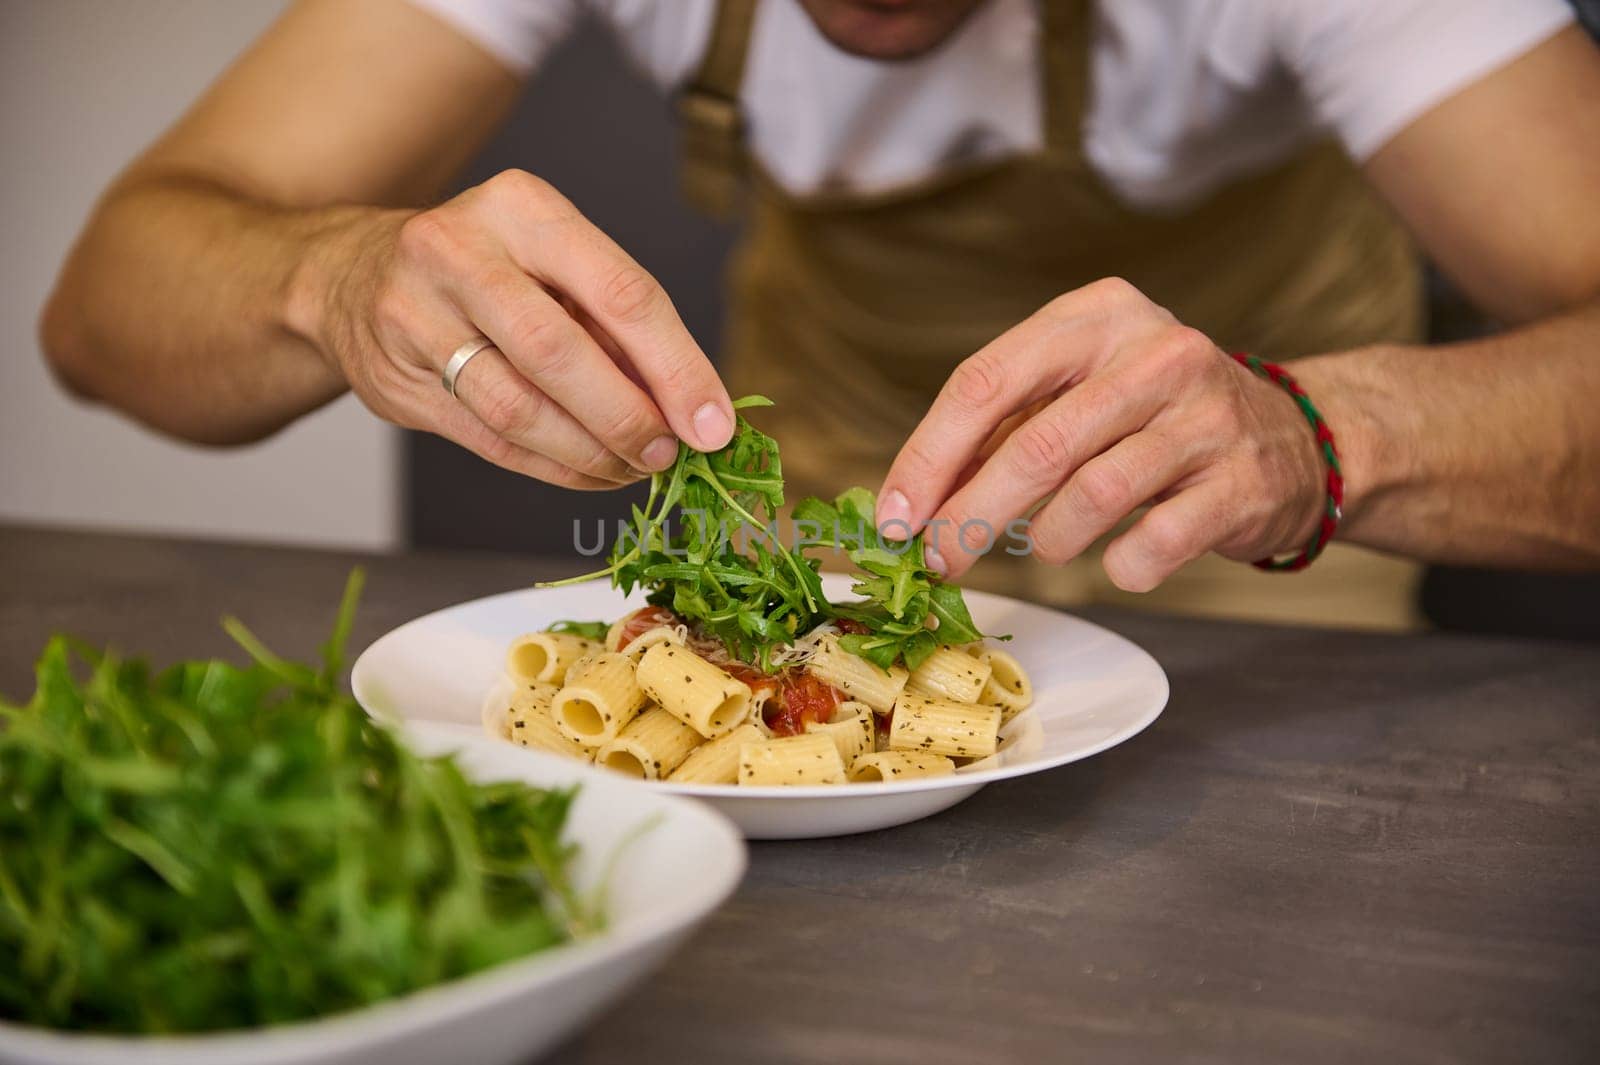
<box><xmin>1216</xmin><ymin>0</ymin><xmax>1578</xmax><ymax>157</ymax></box>
<box><xmin>403</xmin><ymin>0</ymin><xmax>583</xmax><ymax>72</ymax></box>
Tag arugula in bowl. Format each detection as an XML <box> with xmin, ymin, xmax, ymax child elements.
<box><xmin>0</xmin><ymin>572</ymin><xmax>588</xmax><ymax>1034</ymax></box>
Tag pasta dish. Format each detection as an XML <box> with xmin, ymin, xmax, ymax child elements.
<box><xmin>482</xmin><ymin>397</ymin><xmax>1033</xmax><ymax>787</ymax></box>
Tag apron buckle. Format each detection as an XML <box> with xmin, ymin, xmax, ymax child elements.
<box><xmin>676</xmin><ymin>89</ymin><xmax>748</xmax><ymax>218</ymax></box>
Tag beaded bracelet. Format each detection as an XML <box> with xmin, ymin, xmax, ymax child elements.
<box><xmin>1229</xmin><ymin>353</ymin><xmax>1344</xmax><ymax>573</ymax></box>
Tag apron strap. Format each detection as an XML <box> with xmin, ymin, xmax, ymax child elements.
<box><xmin>1037</xmin><ymin>0</ymin><xmax>1094</xmax><ymax>161</ymax></box>
<box><xmin>676</xmin><ymin>0</ymin><xmax>759</xmax><ymax>218</ymax></box>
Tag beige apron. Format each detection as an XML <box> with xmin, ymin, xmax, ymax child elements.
<box><xmin>677</xmin><ymin>0</ymin><xmax>1427</xmax><ymax>630</ymax></box>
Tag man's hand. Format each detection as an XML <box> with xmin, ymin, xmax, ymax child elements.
<box><xmin>875</xmin><ymin>278</ymin><xmax>1327</xmax><ymax>591</ymax></box>
<box><xmin>296</xmin><ymin>170</ymin><xmax>733</xmax><ymax>490</ymax></box>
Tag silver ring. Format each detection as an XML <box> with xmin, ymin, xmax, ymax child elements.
<box><xmin>441</xmin><ymin>336</ymin><xmax>495</xmax><ymax>399</ymax></box>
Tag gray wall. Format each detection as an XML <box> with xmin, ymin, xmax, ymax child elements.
<box><xmin>0</xmin><ymin>1</ymin><xmax>399</xmax><ymax>549</ymax></box>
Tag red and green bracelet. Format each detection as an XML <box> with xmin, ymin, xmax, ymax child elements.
<box><xmin>1229</xmin><ymin>353</ymin><xmax>1344</xmax><ymax>572</ymax></box>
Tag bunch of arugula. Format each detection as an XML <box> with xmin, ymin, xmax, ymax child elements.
<box><xmin>546</xmin><ymin>396</ymin><xmax>995</xmax><ymax>673</ymax></box>
<box><xmin>791</xmin><ymin>486</ymin><xmax>987</xmax><ymax>671</ymax></box>
<box><xmin>0</xmin><ymin>571</ymin><xmax>587</xmax><ymax>1034</ymax></box>
<box><xmin>547</xmin><ymin>396</ymin><xmax>826</xmax><ymax>670</ymax></box>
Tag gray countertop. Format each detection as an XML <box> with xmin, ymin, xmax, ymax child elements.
<box><xmin>2</xmin><ymin>524</ymin><xmax>1596</xmax><ymax>1065</ymax></box>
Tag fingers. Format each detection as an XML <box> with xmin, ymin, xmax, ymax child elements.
<box><xmin>389</xmin><ymin>174</ymin><xmax>730</xmax><ymax>479</ymax></box>
<box><xmin>496</xmin><ymin>180</ymin><xmax>733</xmax><ymax>450</ymax></box>
<box><xmin>1101</xmin><ymin>479</ymin><xmax>1233</xmax><ymax>593</ymax></box>
<box><xmin>557</xmin><ymin>292</ymin><xmax>632</xmax><ymax>374</ymax></box>
<box><xmin>444</xmin><ymin>342</ymin><xmax>639</xmax><ymax>484</ymax></box>
<box><xmin>877</xmin><ymin>278</ymin><xmax>1163</xmax><ymax>538</ymax></box>
<box><xmin>452</xmin><ymin>270</ymin><xmax>685</xmax><ymax>473</ymax></box>
<box><xmin>1025</xmin><ymin>428</ymin><xmax>1199</xmax><ymax>566</ymax></box>
<box><xmin>417</xmin><ymin>372</ymin><xmax>623</xmax><ymax>491</ymax></box>
<box><xmin>876</xmin><ymin>329</ymin><xmax>1079</xmax><ymax>539</ymax></box>
<box><xmin>444</xmin><ymin>410</ymin><xmax>624</xmax><ymax>491</ymax></box>
<box><xmin>369</xmin><ymin>273</ymin><xmax>642</xmax><ymax>484</ymax></box>
<box><xmin>920</xmin><ymin>381</ymin><xmax>1169</xmax><ymax>579</ymax></box>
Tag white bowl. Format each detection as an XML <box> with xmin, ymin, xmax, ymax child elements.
<box><xmin>0</xmin><ymin>727</ymin><xmax>746</xmax><ymax>1065</ymax></box>
<box><xmin>348</xmin><ymin>575</ymin><xmax>1169</xmax><ymax>840</ymax></box>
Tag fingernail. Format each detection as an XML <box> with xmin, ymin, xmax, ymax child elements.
<box><xmin>924</xmin><ymin>545</ymin><xmax>948</xmax><ymax>576</ymax></box>
<box><xmin>641</xmin><ymin>435</ymin><xmax>678</xmax><ymax>470</ymax></box>
<box><xmin>877</xmin><ymin>489</ymin><xmax>911</xmax><ymax>538</ymax></box>
<box><xmin>692</xmin><ymin>402</ymin><xmax>733</xmax><ymax>449</ymax></box>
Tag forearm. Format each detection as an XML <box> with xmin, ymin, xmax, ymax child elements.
<box><xmin>41</xmin><ymin>172</ymin><xmax>396</xmax><ymax>444</ymax></box>
<box><xmin>1295</xmin><ymin>301</ymin><xmax>1600</xmax><ymax>569</ymax></box>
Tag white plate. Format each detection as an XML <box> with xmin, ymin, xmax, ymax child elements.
<box><xmin>348</xmin><ymin>575</ymin><xmax>1169</xmax><ymax>839</ymax></box>
<box><xmin>0</xmin><ymin>728</ymin><xmax>745</xmax><ymax>1065</ymax></box>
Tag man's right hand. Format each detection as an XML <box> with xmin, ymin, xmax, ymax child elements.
<box><xmin>295</xmin><ymin>169</ymin><xmax>734</xmax><ymax>489</ymax></box>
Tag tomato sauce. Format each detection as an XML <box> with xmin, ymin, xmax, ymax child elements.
<box><xmin>722</xmin><ymin>660</ymin><xmax>781</xmax><ymax>706</ymax></box>
<box><xmin>765</xmin><ymin>671</ymin><xmax>845</xmax><ymax>737</ymax></box>
<box><xmin>615</xmin><ymin>605</ymin><xmax>683</xmax><ymax>646</ymax></box>
<box><xmin>618</xmin><ymin>608</ymin><xmax>852</xmax><ymax>737</ymax></box>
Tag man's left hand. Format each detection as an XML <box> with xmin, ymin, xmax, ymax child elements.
<box><xmin>875</xmin><ymin>277</ymin><xmax>1330</xmax><ymax>590</ymax></box>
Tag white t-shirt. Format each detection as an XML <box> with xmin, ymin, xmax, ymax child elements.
<box><xmin>409</xmin><ymin>0</ymin><xmax>1573</xmax><ymax>208</ymax></box>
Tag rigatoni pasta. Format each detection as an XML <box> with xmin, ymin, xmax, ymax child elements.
<box><xmin>888</xmin><ymin>694</ymin><xmax>1002</xmax><ymax>760</ymax></box>
<box><xmin>803</xmin><ymin>634</ymin><xmax>907</xmax><ymax>713</ymax></box>
<box><xmin>978</xmin><ymin>648</ymin><xmax>1033</xmax><ymax>724</ymax></box>
<box><xmin>849</xmin><ymin>751</ymin><xmax>955</xmax><ymax>782</ymax></box>
<box><xmin>605</xmin><ymin>606</ymin><xmax>682</xmax><ymax>653</ymax></box>
<box><xmin>616</xmin><ymin>624</ymin><xmax>685</xmax><ymax>660</ymax></box>
<box><xmin>508</xmin><ymin>707</ymin><xmax>595</xmax><ymax>762</ymax></box>
<box><xmin>552</xmin><ymin>651</ymin><xmax>648</xmax><ymax>746</ymax></box>
<box><xmin>595</xmin><ymin>707</ymin><xmax>703</xmax><ymax>779</ymax></box>
<box><xmin>488</xmin><ymin>605</ymin><xmax>1031</xmax><ymax>788</ymax></box>
<box><xmin>506</xmin><ymin>632</ymin><xmax>600</xmax><ymax>686</ymax></box>
<box><xmin>635</xmin><ymin>643</ymin><xmax>751</xmax><ymax>738</ymax></box>
<box><xmin>739</xmin><ymin>733</ymin><xmax>847</xmax><ymax>786</ymax></box>
<box><xmin>906</xmin><ymin>645</ymin><xmax>992</xmax><ymax>704</ymax></box>
<box><xmin>482</xmin><ymin>682</ymin><xmax>596</xmax><ymax>761</ymax></box>
<box><xmin>668</xmin><ymin>723</ymin><xmax>763</xmax><ymax>785</ymax></box>
<box><xmin>805</xmin><ymin>702</ymin><xmax>873</xmax><ymax>769</ymax></box>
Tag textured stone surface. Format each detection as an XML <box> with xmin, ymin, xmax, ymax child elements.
<box><xmin>3</xmin><ymin>525</ymin><xmax>1595</xmax><ymax>1064</ymax></box>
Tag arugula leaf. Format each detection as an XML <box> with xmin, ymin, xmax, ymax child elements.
<box><xmin>927</xmin><ymin>582</ymin><xmax>988</xmax><ymax>646</ymax></box>
<box><xmin>548</xmin><ymin>620</ymin><xmax>610</xmax><ymax>641</ymax></box>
